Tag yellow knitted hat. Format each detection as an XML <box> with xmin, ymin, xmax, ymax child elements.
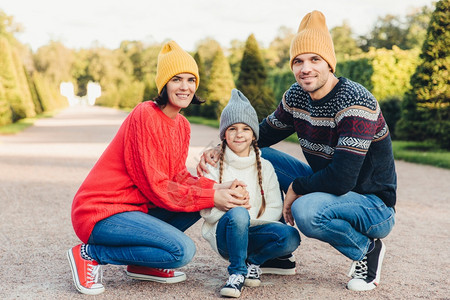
<box><xmin>155</xmin><ymin>40</ymin><xmax>199</xmax><ymax>94</ymax></box>
<box><xmin>289</xmin><ymin>10</ymin><xmax>336</xmax><ymax>73</ymax></box>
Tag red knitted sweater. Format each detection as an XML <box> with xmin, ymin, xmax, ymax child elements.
<box><xmin>71</xmin><ymin>101</ymin><xmax>216</xmax><ymax>243</ymax></box>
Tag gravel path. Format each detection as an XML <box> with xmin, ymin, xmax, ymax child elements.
<box><xmin>0</xmin><ymin>105</ymin><xmax>448</xmax><ymax>299</ymax></box>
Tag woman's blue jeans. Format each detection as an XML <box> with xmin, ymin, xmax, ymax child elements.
<box><xmin>86</xmin><ymin>209</ymin><xmax>201</xmax><ymax>268</ymax></box>
<box><xmin>261</xmin><ymin>147</ymin><xmax>395</xmax><ymax>261</ymax></box>
<box><xmin>216</xmin><ymin>207</ymin><xmax>301</xmax><ymax>276</ymax></box>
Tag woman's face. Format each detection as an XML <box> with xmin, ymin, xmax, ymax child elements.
<box><xmin>164</xmin><ymin>73</ymin><xmax>197</xmax><ymax>113</ymax></box>
<box><xmin>225</xmin><ymin>123</ymin><xmax>254</xmax><ymax>157</ymax></box>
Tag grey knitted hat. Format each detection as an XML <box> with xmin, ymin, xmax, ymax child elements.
<box><xmin>219</xmin><ymin>89</ymin><xmax>259</xmax><ymax>140</ymax></box>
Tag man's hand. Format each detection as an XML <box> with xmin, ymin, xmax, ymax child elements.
<box><xmin>197</xmin><ymin>146</ymin><xmax>221</xmax><ymax>176</ymax></box>
<box><xmin>283</xmin><ymin>183</ymin><xmax>301</xmax><ymax>226</ymax></box>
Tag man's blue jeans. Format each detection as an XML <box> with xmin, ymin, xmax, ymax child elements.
<box><xmin>261</xmin><ymin>147</ymin><xmax>395</xmax><ymax>261</ymax></box>
<box><xmin>216</xmin><ymin>207</ymin><xmax>301</xmax><ymax>276</ymax></box>
<box><xmin>86</xmin><ymin>209</ymin><xmax>200</xmax><ymax>268</ymax></box>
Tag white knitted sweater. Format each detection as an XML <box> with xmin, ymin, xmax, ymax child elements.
<box><xmin>200</xmin><ymin>146</ymin><xmax>282</xmax><ymax>254</ymax></box>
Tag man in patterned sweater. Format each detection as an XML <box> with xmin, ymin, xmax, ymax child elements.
<box><xmin>198</xmin><ymin>10</ymin><xmax>397</xmax><ymax>292</ymax></box>
<box><xmin>257</xmin><ymin>11</ymin><xmax>396</xmax><ymax>291</ymax></box>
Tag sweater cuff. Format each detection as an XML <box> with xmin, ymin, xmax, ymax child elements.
<box><xmin>195</xmin><ymin>188</ymin><xmax>215</xmax><ymax>210</ymax></box>
<box><xmin>292</xmin><ymin>178</ymin><xmax>305</xmax><ymax>195</ymax></box>
<box><xmin>197</xmin><ymin>176</ymin><xmax>216</xmax><ymax>189</ymax></box>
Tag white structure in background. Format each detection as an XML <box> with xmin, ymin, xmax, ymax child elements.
<box><xmin>60</xmin><ymin>82</ymin><xmax>77</xmax><ymax>106</ymax></box>
<box><xmin>87</xmin><ymin>82</ymin><xmax>101</xmax><ymax>106</ymax></box>
<box><xmin>59</xmin><ymin>81</ymin><xmax>102</xmax><ymax>106</ymax></box>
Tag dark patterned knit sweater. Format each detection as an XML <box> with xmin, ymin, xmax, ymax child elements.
<box><xmin>259</xmin><ymin>77</ymin><xmax>396</xmax><ymax>207</ymax></box>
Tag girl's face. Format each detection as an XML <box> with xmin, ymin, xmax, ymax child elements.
<box><xmin>163</xmin><ymin>73</ymin><xmax>197</xmax><ymax>118</ymax></box>
<box><xmin>225</xmin><ymin>123</ymin><xmax>254</xmax><ymax>157</ymax></box>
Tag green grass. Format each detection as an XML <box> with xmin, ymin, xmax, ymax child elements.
<box><xmin>187</xmin><ymin>116</ymin><xmax>220</xmax><ymax>128</ymax></box>
<box><xmin>0</xmin><ymin>111</ymin><xmax>57</xmax><ymax>135</ymax></box>
<box><xmin>391</xmin><ymin>140</ymin><xmax>450</xmax><ymax>169</ymax></box>
<box><xmin>186</xmin><ymin>115</ymin><xmax>450</xmax><ymax>170</ymax></box>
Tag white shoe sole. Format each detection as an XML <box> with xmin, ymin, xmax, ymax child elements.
<box><xmin>126</xmin><ymin>270</ymin><xmax>186</xmax><ymax>284</ymax></box>
<box><xmin>260</xmin><ymin>267</ymin><xmax>296</xmax><ymax>275</ymax></box>
<box><xmin>244</xmin><ymin>278</ymin><xmax>261</xmax><ymax>287</ymax></box>
<box><xmin>220</xmin><ymin>287</ymin><xmax>242</xmax><ymax>298</ymax></box>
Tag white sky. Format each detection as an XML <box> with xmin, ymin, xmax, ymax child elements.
<box><xmin>1</xmin><ymin>0</ymin><xmax>434</xmax><ymax>52</ymax></box>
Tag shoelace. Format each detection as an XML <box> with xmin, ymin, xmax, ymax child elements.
<box><xmin>156</xmin><ymin>268</ymin><xmax>172</xmax><ymax>274</ymax></box>
<box><xmin>226</xmin><ymin>274</ymin><xmax>245</xmax><ymax>289</ymax></box>
<box><xmin>87</xmin><ymin>263</ymin><xmax>103</xmax><ymax>284</ymax></box>
<box><xmin>246</xmin><ymin>264</ymin><xmax>262</xmax><ymax>279</ymax></box>
<box><xmin>348</xmin><ymin>256</ymin><xmax>368</xmax><ymax>279</ymax></box>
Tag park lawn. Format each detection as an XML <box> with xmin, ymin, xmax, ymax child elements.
<box><xmin>0</xmin><ymin>111</ymin><xmax>57</xmax><ymax>135</ymax></box>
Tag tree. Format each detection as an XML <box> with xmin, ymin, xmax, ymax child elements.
<box><xmin>0</xmin><ymin>80</ymin><xmax>12</xmax><ymax>126</ymax></box>
<box><xmin>33</xmin><ymin>41</ymin><xmax>74</xmax><ymax>85</ymax></box>
<box><xmin>0</xmin><ymin>37</ymin><xmax>34</xmax><ymax>120</ymax></box>
<box><xmin>405</xmin><ymin>5</ymin><xmax>433</xmax><ymax>49</ymax></box>
<box><xmin>265</xmin><ymin>26</ymin><xmax>294</xmax><ymax>70</ymax></box>
<box><xmin>359</xmin><ymin>14</ymin><xmax>407</xmax><ymax>51</ymax></box>
<box><xmin>183</xmin><ymin>51</ymin><xmax>208</xmax><ymax>116</ymax></box>
<box><xmin>237</xmin><ymin>34</ymin><xmax>276</xmax><ymax>121</ymax></box>
<box><xmin>331</xmin><ymin>20</ymin><xmax>362</xmax><ymax>61</ymax></box>
<box><xmin>195</xmin><ymin>38</ymin><xmax>222</xmax><ymax>78</ymax></box>
<box><xmin>396</xmin><ymin>0</ymin><xmax>450</xmax><ymax>149</ymax></box>
<box><xmin>0</xmin><ymin>10</ymin><xmax>23</xmax><ymax>45</ymax></box>
<box><xmin>358</xmin><ymin>5</ymin><xmax>433</xmax><ymax>52</ymax></box>
<box><xmin>204</xmin><ymin>48</ymin><xmax>235</xmax><ymax>119</ymax></box>
<box><xmin>227</xmin><ymin>39</ymin><xmax>245</xmax><ymax>82</ymax></box>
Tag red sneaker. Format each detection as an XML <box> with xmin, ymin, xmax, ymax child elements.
<box><xmin>126</xmin><ymin>265</ymin><xmax>186</xmax><ymax>283</ymax></box>
<box><xmin>67</xmin><ymin>244</ymin><xmax>104</xmax><ymax>295</ymax></box>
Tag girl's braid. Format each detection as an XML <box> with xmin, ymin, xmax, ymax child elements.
<box><xmin>218</xmin><ymin>141</ymin><xmax>227</xmax><ymax>183</ymax></box>
<box><xmin>253</xmin><ymin>140</ymin><xmax>266</xmax><ymax>218</ymax></box>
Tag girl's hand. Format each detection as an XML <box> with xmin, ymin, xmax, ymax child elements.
<box><xmin>213</xmin><ymin>188</ymin><xmax>251</xmax><ymax>211</ymax></box>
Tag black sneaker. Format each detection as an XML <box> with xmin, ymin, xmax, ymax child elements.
<box><xmin>220</xmin><ymin>274</ymin><xmax>245</xmax><ymax>298</ymax></box>
<box><xmin>244</xmin><ymin>263</ymin><xmax>261</xmax><ymax>287</ymax></box>
<box><xmin>347</xmin><ymin>239</ymin><xmax>386</xmax><ymax>291</ymax></box>
<box><xmin>260</xmin><ymin>254</ymin><xmax>296</xmax><ymax>275</ymax></box>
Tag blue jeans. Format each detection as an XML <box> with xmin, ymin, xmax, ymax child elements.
<box><xmin>216</xmin><ymin>207</ymin><xmax>301</xmax><ymax>276</ymax></box>
<box><xmin>86</xmin><ymin>209</ymin><xmax>201</xmax><ymax>268</ymax></box>
<box><xmin>261</xmin><ymin>147</ymin><xmax>395</xmax><ymax>261</ymax></box>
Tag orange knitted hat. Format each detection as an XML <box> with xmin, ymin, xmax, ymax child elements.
<box><xmin>155</xmin><ymin>41</ymin><xmax>199</xmax><ymax>94</ymax></box>
<box><xmin>289</xmin><ymin>10</ymin><xmax>336</xmax><ymax>73</ymax></box>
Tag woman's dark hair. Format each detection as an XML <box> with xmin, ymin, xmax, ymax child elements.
<box><xmin>153</xmin><ymin>86</ymin><xmax>205</xmax><ymax>107</ymax></box>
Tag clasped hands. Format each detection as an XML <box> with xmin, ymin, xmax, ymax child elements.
<box><xmin>199</xmin><ymin>146</ymin><xmax>301</xmax><ymax>224</ymax></box>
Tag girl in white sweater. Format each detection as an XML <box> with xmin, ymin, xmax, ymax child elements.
<box><xmin>200</xmin><ymin>89</ymin><xmax>301</xmax><ymax>298</ymax></box>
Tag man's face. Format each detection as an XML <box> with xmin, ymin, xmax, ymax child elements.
<box><xmin>292</xmin><ymin>53</ymin><xmax>333</xmax><ymax>100</ymax></box>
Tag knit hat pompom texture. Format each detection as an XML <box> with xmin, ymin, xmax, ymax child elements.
<box><xmin>219</xmin><ymin>89</ymin><xmax>259</xmax><ymax>140</ymax></box>
<box><xmin>289</xmin><ymin>10</ymin><xmax>336</xmax><ymax>73</ymax></box>
<box><xmin>155</xmin><ymin>40</ymin><xmax>199</xmax><ymax>94</ymax></box>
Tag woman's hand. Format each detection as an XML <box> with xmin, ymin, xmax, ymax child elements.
<box><xmin>197</xmin><ymin>146</ymin><xmax>221</xmax><ymax>176</ymax></box>
<box><xmin>283</xmin><ymin>183</ymin><xmax>301</xmax><ymax>226</ymax></box>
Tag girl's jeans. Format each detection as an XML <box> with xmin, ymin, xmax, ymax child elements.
<box><xmin>86</xmin><ymin>208</ymin><xmax>200</xmax><ymax>268</ymax></box>
<box><xmin>216</xmin><ymin>206</ymin><xmax>301</xmax><ymax>276</ymax></box>
<box><xmin>261</xmin><ymin>147</ymin><xmax>395</xmax><ymax>261</ymax></box>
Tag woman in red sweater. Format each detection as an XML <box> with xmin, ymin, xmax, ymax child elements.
<box><xmin>67</xmin><ymin>40</ymin><xmax>248</xmax><ymax>296</ymax></box>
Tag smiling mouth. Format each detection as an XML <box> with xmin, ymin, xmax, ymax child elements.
<box><xmin>176</xmin><ymin>94</ymin><xmax>190</xmax><ymax>99</ymax></box>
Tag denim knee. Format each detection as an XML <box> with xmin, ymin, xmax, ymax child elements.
<box><xmin>172</xmin><ymin>235</ymin><xmax>196</xmax><ymax>268</ymax></box>
<box><xmin>225</xmin><ymin>207</ymin><xmax>250</xmax><ymax>227</ymax></box>
<box><xmin>291</xmin><ymin>195</ymin><xmax>321</xmax><ymax>238</ymax></box>
<box><xmin>283</xmin><ymin>226</ymin><xmax>301</xmax><ymax>252</ymax></box>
